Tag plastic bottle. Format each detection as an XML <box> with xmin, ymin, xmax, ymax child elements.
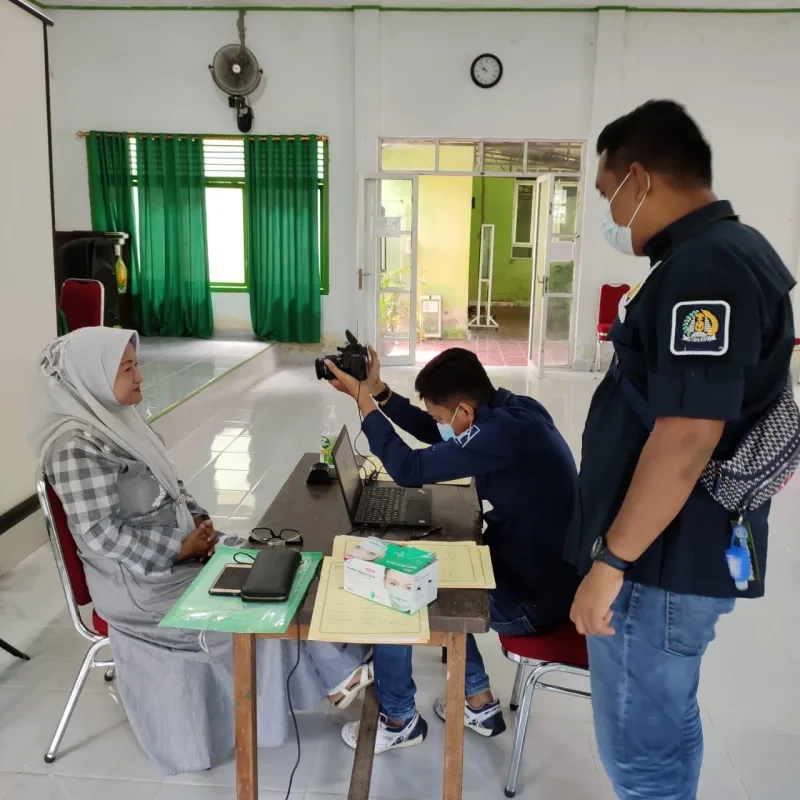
<box><xmin>725</xmin><ymin>522</ymin><xmax>752</xmax><ymax>592</ymax></box>
<box><xmin>321</xmin><ymin>405</ymin><xmax>338</xmax><ymax>466</ymax></box>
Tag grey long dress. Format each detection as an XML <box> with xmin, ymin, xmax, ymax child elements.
<box><xmin>46</xmin><ymin>428</ymin><xmax>365</xmax><ymax>774</ymax></box>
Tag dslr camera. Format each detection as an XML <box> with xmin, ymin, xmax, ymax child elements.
<box><xmin>315</xmin><ymin>330</ymin><xmax>369</xmax><ymax>381</ymax></box>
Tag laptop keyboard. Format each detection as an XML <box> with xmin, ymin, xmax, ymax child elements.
<box><xmin>359</xmin><ymin>486</ymin><xmax>404</xmax><ymax>523</ymax></box>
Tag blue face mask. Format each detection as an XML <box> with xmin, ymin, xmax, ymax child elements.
<box><xmin>601</xmin><ymin>171</ymin><xmax>650</xmax><ymax>256</ymax></box>
<box><xmin>437</xmin><ymin>407</ymin><xmax>461</xmax><ymax>442</ymax></box>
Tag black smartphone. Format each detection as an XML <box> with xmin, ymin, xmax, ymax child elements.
<box><xmin>208</xmin><ymin>563</ymin><xmax>252</xmax><ymax>596</ymax></box>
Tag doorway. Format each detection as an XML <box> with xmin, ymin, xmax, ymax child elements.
<box><xmin>358</xmin><ymin>139</ymin><xmax>583</xmax><ymax>369</ymax></box>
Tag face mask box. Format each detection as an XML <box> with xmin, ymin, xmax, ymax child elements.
<box><xmin>342</xmin><ymin>537</ymin><xmax>438</xmax><ymax>614</ymax></box>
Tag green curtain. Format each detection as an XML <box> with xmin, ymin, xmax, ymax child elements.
<box><xmin>86</xmin><ymin>132</ymin><xmax>140</xmax><ymax>322</ymax></box>
<box><xmin>245</xmin><ymin>136</ymin><xmax>321</xmax><ymax>343</ymax></box>
<box><xmin>135</xmin><ymin>135</ymin><xmax>214</xmax><ymax>339</ymax></box>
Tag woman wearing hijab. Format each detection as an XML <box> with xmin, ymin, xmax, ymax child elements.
<box><xmin>29</xmin><ymin>327</ymin><xmax>372</xmax><ymax>774</ymax></box>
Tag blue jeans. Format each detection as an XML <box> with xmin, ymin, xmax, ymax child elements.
<box><xmin>373</xmin><ymin>591</ymin><xmax>540</xmax><ymax>722</ymax></box>
<box><xmin>589</xmin><ymin>582</ymin><xmax>734</xmax><ymax>800</ymax></box>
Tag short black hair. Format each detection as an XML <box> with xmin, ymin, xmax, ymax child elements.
<box><xmin>414</xmin><ymin>348</ymin><xmax>495</xmax><ymax>407</ymax></box>
<box><xmin>597</xmin><ymin>100</ymin><xmax>712</xmax><ymax>188</ymax></box>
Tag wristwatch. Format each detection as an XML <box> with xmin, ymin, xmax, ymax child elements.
<box><xmin>590</xmin><ymin>536</ymin><xmax>633</xmax><ymax>572</ymax></box>
<box><xmin>372</xmin><ymin>384</ymin><xmax>391</xmax><ymax>404</ymax></box>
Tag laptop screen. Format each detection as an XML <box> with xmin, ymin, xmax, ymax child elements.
<box><xmin>332</xmin><ymin>426</ymin><xmax>362</xmax><ymax>518</ymax></box>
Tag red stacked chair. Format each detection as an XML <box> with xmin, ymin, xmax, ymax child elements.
<box><xmin>36</xmin><ymin>474</ymin><xmax>115</xmax><ymax>763</ymax></box>
<box><xmin>595</xmin><ymin>283</ymin><xmax>630</xmax><ymax>371</ymax></box>
<box><xmin>500</xmin><ymin>624</ymin><xmax>591</xmax><ymax>797</ymax></box>
<box><xmin>59</xmin><ymin>278</ymin><xmax>104</xmax><ymax>332</ymax></box>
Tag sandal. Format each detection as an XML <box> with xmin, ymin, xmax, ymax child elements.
<box><xmin>330</xmin><ymin>662</ymin><xmax>374</xmax><ymax>710</ymax></box>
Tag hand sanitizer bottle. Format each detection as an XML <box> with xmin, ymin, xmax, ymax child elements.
<box><xmin>321</xmin><ymin>405</ymin><xmax>338</xmax><ymax>466</ymax></box>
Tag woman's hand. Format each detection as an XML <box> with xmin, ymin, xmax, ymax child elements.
<box><xmin>178</xmin><ymin>520</ymin><xmax>217</xmax><ymax>561</ymax></box>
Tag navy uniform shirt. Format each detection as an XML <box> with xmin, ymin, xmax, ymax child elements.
<box><xmin>362</xmin><ymin>387</ymin><xmax>581</xmax><ymax>625</ymax></box>
<box><xmin>564</xmin><ymin>201</ymin><xmax>796</xmax><ymax>598</ymax></box>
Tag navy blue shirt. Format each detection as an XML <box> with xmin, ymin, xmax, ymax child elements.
<box><xmin>565</xmin><ymin>201</ymin><xmax>796</xmax><ymax>598</ymax></box>
<box><xmin>362</xmin><ymin>387</ymin><xmax>580</xmax><ymax>624</ymax></box>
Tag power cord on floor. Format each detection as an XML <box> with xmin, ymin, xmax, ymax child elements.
<box><xmin>283</xmin><ymin>616</ymin><xmax>302</xmax><ymax>800</ymax></box>
<box><xmin>230</xmin><ymin>551</ymin><xmax>300</xmax><ymax>800</ymax></box>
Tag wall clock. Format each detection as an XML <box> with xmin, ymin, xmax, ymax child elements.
<box><xmin>471</xmin><ymin>54</ymin><xmax>503</xmax><ymax>89</ymax></box>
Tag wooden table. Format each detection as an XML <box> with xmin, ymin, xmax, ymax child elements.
<box><xmin>233</xmin><ymin>453</ymin><xmax>488</xmax><ymax>800</ymax></box>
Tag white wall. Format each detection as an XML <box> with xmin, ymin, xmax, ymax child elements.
<box><xmin>47</xmin><ymin>6</ymin><xmax>800</xmax><ymax>363</ymax></box>
<box><xmin>48</xmin><ymin>9</ymin><xmax>356</xmax><ymax>338</ymax></box>
<box><xmin>380</xmin><ymin>12</ymin><xmax>597</xmax><ymax>140</ymax></box>
<box><xmin>624</xmin><ymin>12</ymin><xmax>800</xmax><ymax>263</ymax></box>
<box><xmin>211</xmin><ymin>292</ymin><xmax>252</xmax><ymax>339</ymax></box>
<box><xmin>43</xmin><ymin>1</ymin><xmax>800</xmax><ymax>11</ymax></box>
<box><xmin>0</xmin><ymin>1</ymin><xmax>55</xmax><ymax>514</ymax></box>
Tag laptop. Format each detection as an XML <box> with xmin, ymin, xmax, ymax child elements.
<box><xmin>332</xmin><ymin>426</ymin><xmax>433</xmax><ymax>528</ymax></box>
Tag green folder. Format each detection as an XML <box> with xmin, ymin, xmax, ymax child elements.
<box><xmin>159</xmin><ymin>545</ymin><xmax>322</xmax><ymax>634</ymax></box>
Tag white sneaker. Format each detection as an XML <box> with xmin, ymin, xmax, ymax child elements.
<box><xmin>433</xmin><ymin>696</ymin><xmax>506</xmax><ymax>738</ymax></box>
<box><xmin>341</xmin><ymin>711</ymin><xmax>428</xmax><ymax>754</ymax></box>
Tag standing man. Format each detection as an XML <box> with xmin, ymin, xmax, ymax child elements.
<box><xmin>567</xmin><ymin>100</ymin><xmax>796</xmax><ymax>799</ymax></box>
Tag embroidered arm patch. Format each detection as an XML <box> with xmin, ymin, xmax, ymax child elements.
<box><xmin>670</xmin><ymin>301</ymin><xmax>730</xmax><ymax>356</ymax></box>
<box><xmin>456</xmin><ymin>425</ymin><xmax>481</xmax><ymax>446</ymax></box>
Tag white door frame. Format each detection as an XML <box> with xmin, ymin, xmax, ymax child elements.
<box><xmin>527</xmin><ymin>176</ymin><xmax>552</xmax><ymax>376</ymax></box>
<box><xmin>356</xmin><ymin>173</ymin><xmax>419</xmax><ymax>365</ymax></box>
<box><xmin>527</xmin><ymin>176</ymin><xmax>578</xmax><ymax>376</ymax></box>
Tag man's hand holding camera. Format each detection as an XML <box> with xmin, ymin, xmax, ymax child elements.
<box><xmin>326</xmin><ymin>348</ymin><xmax>383</xmax><ymax>419</ymax></box>
<box><xmin>326</xmin><ymin>345</ymin><xmax>381</xmax><ymax>397</ymax></box>
<box><xmin>323</xmin><ymin>332</ymin><xmax>385</xmax><ymax>418</ymax></box>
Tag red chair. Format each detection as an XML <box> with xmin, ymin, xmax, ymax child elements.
<box><xmin>59</xmin><ymin>278</ymin><xmax>104</xmax><ymax>332</ymax></box>
<box><xmin>595</xmin><ymin>283</ymin><xmax>630</xmax><ymax>371</ymax></box>
<box><xmin>36</xmin><ymin>472</ymin><xmax>115</xmax><ymax>763</ymax></box>
<box><xmin>500</xmin><ymin>625</ymin><xmax>591</xmax><ymax>798</ymax></box>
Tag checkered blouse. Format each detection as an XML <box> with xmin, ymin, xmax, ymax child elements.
<box><xmin>47</xmin><ymin>430</ymin><xmax>208</xmax><ymax>577</ymax></box>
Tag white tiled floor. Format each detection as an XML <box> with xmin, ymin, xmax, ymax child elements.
<box><xmin>1</xmin><ymin>365</ymin><xmax>799</xmax><ymax>799</ymax></box>
<box><xmin>137</xmin><ymin>338</ymin><xmax>270</xmax><ymax>421</ymax></box>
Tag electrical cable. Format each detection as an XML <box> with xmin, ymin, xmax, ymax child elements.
<box><xmin>283</xmin><ymin>614</ymin><xmax>303</xmax><ymax>800</ymax></box>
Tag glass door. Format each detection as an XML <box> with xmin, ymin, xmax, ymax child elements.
<box><xmin>545</xmin><ymin>177</ymin><xmax>579</xmax><ymax>368</ymax></box>
<box><xmin>527</xmin><ymin>177</ymin><xmax>551</xmax><ymax>375</ymax></box>
<box><xmin>527</xmin><ymin>176</ymin><xmax>578</xmax><ymax>375</ymax></box>
<box><xmin>359</xmin><ymin>175</ymin><xmax>418</xmax><ymax>365</ymax></box>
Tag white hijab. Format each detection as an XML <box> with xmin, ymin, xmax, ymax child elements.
<box><xmin>28</xmin><ymin>327</ymin><xmax>193</xmax><ymax>534</ymax></box>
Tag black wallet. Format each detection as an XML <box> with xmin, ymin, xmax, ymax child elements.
<box><xmin>240</xmin><ymin>548</ymin><xmax>301</xmax><ymax>603</ymax></box>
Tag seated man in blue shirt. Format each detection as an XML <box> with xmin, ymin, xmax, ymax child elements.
<box><xmin>326</xmin><ymin>347</ymin><xmax>580</xmax><ymax>754</ymax></box>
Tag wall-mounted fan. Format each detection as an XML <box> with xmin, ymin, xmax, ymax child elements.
<box><xmin>209</xmin><ymin>11</ymin><xmax>263</xmax><ymax>133</ymax></box>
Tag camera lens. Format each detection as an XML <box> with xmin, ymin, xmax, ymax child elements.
<box><xmin>314</xmin><ymin>358</ymin><xmax>328</xmax><ymax>381</ymax></box>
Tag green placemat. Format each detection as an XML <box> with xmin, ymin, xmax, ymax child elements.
<box><xmin>159</xmin><ymin>546</ymin><xmax>322</xmax><ymax>634</ymax></box>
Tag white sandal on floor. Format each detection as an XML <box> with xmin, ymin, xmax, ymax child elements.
<box><xmin>330</xmin><ymin>662</ymin><xmax>374</xmax><ymax>710</ymax></box>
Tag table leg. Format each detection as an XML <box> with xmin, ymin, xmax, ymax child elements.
<box><xmin>233</xmin><ymin>633</ymin><xmax>257</xmax><ymax>800</ymax></box>
<box><xmin>347</xmin><ymin>685</ymin><xmax>380</xmax><ymax>800</ymax></box>
<box><xmin>443</xmin><ymin>632</ymin><xmax>467</xmax><ymax>800</ymax></box>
